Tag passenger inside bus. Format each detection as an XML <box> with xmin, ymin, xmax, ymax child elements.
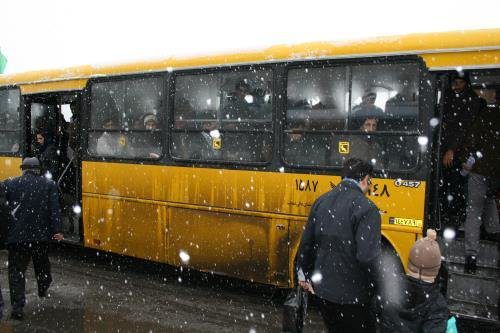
<box><xmin>352</xmin><ymin>91</ymin><xmax>384</xmax><ymax>119</ymax></box>
<box><xmin>439</xmin><ymin>73</ymin><xmax>482</xmax><ymax>228</ymax></box>
<box><xmin>143</xmin><ymin>113</ymin><xmax>158</xmax><ymax>131</ymax></box>
<box><xmin>284</xmin><ymin>122</ymin><xmax>307</xmax><ymax>165</ymax></box>
<box><xmin>224</xmin><ymin>80</ymin><xmax>252</xmax><ymax>124</ymax></box>
<box><xmin>34</xmin><ymin>130</ymin><xmax>59</xmax><ymax>180</ymax></box>
<box><xmin>142</xmin><ymin>113</ymin><xmax>161</xmax><ymax>159</ymax></box>
<box><xmin>460</xmin><ymin>84</ymin><xmax>500</xmax><ymax>273</ymax></box>
<box><xmin>96</xmin><ymin>115</ymin><xmax>122</xmax><ymax>156</ymax></box>
<box><xmin>348</xmin><ymin>117</ymin><xmax>385</xmax><ymax>169</ymax></box>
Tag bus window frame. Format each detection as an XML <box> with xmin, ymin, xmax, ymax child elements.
<box><xmin>280</xmin><ymin>56</ymin><xmax>429</xmax><ymax>176</ymax></box>
<box><xmin>0</xmin><ymin>85</ymin><xmax>23</xmax><ymax>157</ymax></box>
<box><xmin>84</xmin><ymin>72</ymin><xmax>168</xmax><ymax>163</ymax></box>
<box><xmin>168</xmin><ymin>64</ymin><xmax>277</xmax><ymax>167</ymax></box>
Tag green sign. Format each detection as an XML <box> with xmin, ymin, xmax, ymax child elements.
<box><xmin>0</xmin><ymin>49</ymin><xmax>7</xmax><ymax>74</ymax></box>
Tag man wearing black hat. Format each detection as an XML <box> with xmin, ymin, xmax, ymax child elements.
<box><xmin>1</xmin><ymin>157</ymin><xmax>63</xmax><ymax>320</ymax></box>
<box><xmin>440</xmin><ymin>73</ymin><xmax>481</xmax><ymax>227</ymax></box>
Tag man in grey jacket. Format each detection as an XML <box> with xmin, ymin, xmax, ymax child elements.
<box><xmin>296</xmin><ymin>158</ymin><xmax>381</xmax><ymax>332</ymax></box>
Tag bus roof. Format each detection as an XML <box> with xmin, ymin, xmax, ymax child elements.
<box><xmin>1</xmin><ymin>28</ymin><xmax>499</xmax><ymax>87</ymax></box>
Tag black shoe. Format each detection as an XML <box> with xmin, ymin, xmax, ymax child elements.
<box><xmin>10</xmin><ymin>310</ymin><xmax>24</xmax><ymax>321</ymax></box>
<box><xmin>465</xmin><ymin>255</ymin><xmax>477</xmax><ymax>274</ymax></box>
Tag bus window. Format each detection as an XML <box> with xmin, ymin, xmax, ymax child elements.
<box><xmin>350</xmin><ymin>63</ymin><xmax>420</xmax><ymax>170</ymax></box>
<box><xmin>88</xmin><ymin>77</ymin><xmax>163</xmax><ymax>159</ymax></box>
<box><xmin>0</xmin><ymin>89</ymin><xmax>20</xmax><ymax>153</ymax></box>
<box><xmin>351</xmin><ymin>62</ymin><xmax>420</xmax><ymax>131</ymax></box>
<box><xmin>284</xmin><ymin>66</ymin><xmax>348</xmax><ymax>166</ymax></box>
<box><xmin>171</xmin><ymin>69</ymin><xmax>273</xmax><ymax>163</ymax></box>
<box><xmin>284</xmin><ymin>62</ymin><xmax>421</xmax><ymax>171</ymax></box>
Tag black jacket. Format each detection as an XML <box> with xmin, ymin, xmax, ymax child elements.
<box><xmin>0</xmin><ymin>182</ymin><xmax>9</xmax><ymax>248</ymax></box>
<box><xmin>296</xmin><ymin>179</ymin><xmax>381</xmax><ymax>305</ymax></box>
<box><xmin>461</xmin><ymin>104</ymin><xmax>500</xmax><ymax>178</ymax></box>
<box><xmin>37</xmin><ymin>143</ymin><xmax>60</xmax><ymax>180</ymax></box>
<box><xmin>2</xmin><ymin>171</ymin><xmax>62</xmax><ymax>244</ymax></box>
<box><xmin>380</xmin><ymin>276</ymin><xmax>449</xmax><ymax>333</ymax></box>
<box><xmin>441</xmin><ymin>88</ymin><xmax>481</xmax><ymax>153</ymax></box>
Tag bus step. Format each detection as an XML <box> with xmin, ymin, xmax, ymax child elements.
<box><xmin>448</xmin><ymin>299</ymin><xmax>499</xmax><ymax>325</ymax></box>
<box><xmin>446</xmin><ymin>264</ymin><xmax>499</xmax><ymax>307</ymax></box>
<box><xmin>440</xmin><ymin>238</ymin><xmax>498</xmax><ymax>268</ymax></box>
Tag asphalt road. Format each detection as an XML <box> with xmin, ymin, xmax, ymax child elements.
<box><xmin>0</xmin><ymin>245</ymin><xmax>325</xmax><ymax>332</ymax></box>
<box><xmin>0</xmin><ymin>245</ymin><xmax>492</xmax><ymax>332</ymax></box>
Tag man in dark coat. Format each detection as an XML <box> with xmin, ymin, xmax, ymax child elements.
<box><xmin>460</xmin><ymin>88</ymin><xmax>500</xmax><ymax>273</ymax></box>
<box><xmin>440</xmin><ymin>73</ymin><xmax>481</xmax><ymax>227</ymax></box>
<box><xmin>1</xmin><ymin>157</ymin><xmax>63</xmax><ymax>320</ymax></box>
<box><xmin>296</xmin><ymin>158</ymin><xmax>381</xmax><ymax>332</ymax></box>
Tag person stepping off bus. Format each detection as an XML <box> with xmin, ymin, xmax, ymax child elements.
<box><xmin>460</xmin><ymin>87</ymin><xmax>500</xmax><ymax>274</ymax></box>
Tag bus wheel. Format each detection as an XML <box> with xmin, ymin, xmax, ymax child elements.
<box><xmin>377</xmin><ymin>242</ymin><xmax>405</xmax><ymax>306</ymax></box>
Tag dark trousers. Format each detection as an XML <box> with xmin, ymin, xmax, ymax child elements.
<box><xmin>0</xmin><ymin>281</ymin><xmax>3</xmax><ymax>314</ymax></box>
<box><xmin>7</xmin><ymin>242</ymin><xmax>52</xmax><ymax>311</ymax></box>
<box><xmin>317</xmin><ymin>298</ymin><xmax>375</xmax><ymax>333</ymax></box>
<box><xmin>439</xmin><ymin>158</ymin><xmax>467</xmax><ymax>227</ymax></box>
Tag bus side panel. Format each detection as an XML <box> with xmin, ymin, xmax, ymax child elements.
<box><xmin>83</xmin><ymin>196</ymin><xmax>167</xmax><ymax>263</ymax></box>
<box><xmin>168</xmin><ymin>208</ymin><xmax>268</xmax><ymax>283</ymax></box>
<box><xmin>0</xmin><ymin>157</ymin><xmax>21</xmax><ymax>180</ymax></box>
<box><xmin>82</xmin><ymin>161</ymin><xmax>292</xmax><ymax>285</ymax></box>
<box><xmin>167</xmin><ymin>209</ymin><xmax>289</xmax><ymax>286</ymax></box>
<box><xmin>82</xmin><ymin>162</ymin><xmax>167</xmax><ymax>263</ymax></box>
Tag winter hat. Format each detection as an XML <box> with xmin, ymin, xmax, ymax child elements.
<box><xmin>20</xmin><ymin>157</ymin><xmax>41</xmax><ymax>170</ymax></box>
<box><xmin>450</xmin><ymin>71</ymin><xmax>470</xmax><ymax>84</ymax></box>
<box><xmin>143</xmin><ymin>114</ymin><xmax>157</xmax><ymax>126</ymax></box>
<box><xmin>407</xmin><ymin>229</ymin><xmax>441</xmax><ymax>283</ymax></box>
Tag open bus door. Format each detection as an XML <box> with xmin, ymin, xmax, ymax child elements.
<box><xmin>432</xmin><ymin>70</ymin><xmax>500</xmax><ymax>326</ymax></box>
<box><xmin>24</xmin><ymin>92</ymin><xmax>83</xmax><ymax>244</ymax></box>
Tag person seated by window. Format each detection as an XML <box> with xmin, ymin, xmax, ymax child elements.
<box><xmin>352</xmin><ymin>91</ymin><xmax>384</xmax><ymax>119</ymax></box>
<box><xmin>174</xmin><ymin>98</ymin><xmax>196</xmax><ymax>129</ymax></box>
<box><xmin>285</xmin><ymin>123</ymin><xmax>307</xmax><ymax>165</ymax></box>
<box><xmin>224</xmin><ymin>80</ymin><xmax>253</xmax><ymax>128</ymax></box>
<box><xmin>10</xmin><ymin>142</ymin><xmax>20</xmax><ymax>153</ymax></box>
<box><xmin>349</xmin><ymin>117</ymin><xmax>385</xmax><ymax>169</ymax></box>
<box><xmin>143</xmin><ymin>113</ymin><xmax>158</xmax><ymax>131</ymax></box>
<box><xmin>142</xmin><ymin>113</ymin><xmax>161</xmax><ymax>159</ymax></box>
<box><xmin>286</xmin><ymin>122</ymin><xmax>327</xmax><ymax>166</ymax></box>
<box><xmin>34</xmin><ymin>130</ymin><xmax>60</xmax><ymax>180</ymax></box>
<box><xmin>96</xmin><ymin>116</ymin><xmax>122</xmax><ymax>157</ymax></box>
<box><xmin>172</xmin><ymin>100</ymin><xmax>195</xmax><ymax>159</ymax></box>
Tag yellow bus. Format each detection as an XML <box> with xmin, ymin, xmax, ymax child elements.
<box><xmin>1</xmin><ymin>28</ymin><xmax>499</xmax><ymax>322</ymax></box>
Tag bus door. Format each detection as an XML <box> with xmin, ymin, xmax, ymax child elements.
<box><xmin>434</xmin><ymin>69</ymin><xmax>500</xmax><ymax>232</ymax></box>
<box><xmin>26</xmin><ymin>92</ymin><xmax>83</xmax><ymax>243</ymax></box>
